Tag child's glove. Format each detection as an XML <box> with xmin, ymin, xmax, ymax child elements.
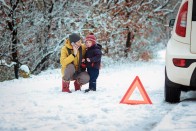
<box><xmin>81</xmin><ymin>62</ymin><xmax>86</xmax><ymax>71</ymax></box>
<box><xmin>81</xmin><ymin>63</ymin><xmax>86</xmax><ymax>68</ymax></box>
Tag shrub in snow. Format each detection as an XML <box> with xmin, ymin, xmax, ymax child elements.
<box><xmin>19</xmin><ymin>65</ymin><xmax>30</xmax><ymax>78</ymax></box>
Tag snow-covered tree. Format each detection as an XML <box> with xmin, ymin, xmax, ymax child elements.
<box><xmin>0</xmin><ymin>0</ymin><xmax>181</xmax><ymax>81</ymax></box>
<box><xmin>81</xmin><ymin>0</ymin><xmax>181</xmax><ymax>60</ymax></box>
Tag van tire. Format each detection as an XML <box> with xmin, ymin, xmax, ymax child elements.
<box><xmin>164</xmin><ymin>69</ymin><xmax>181</xmax><ymax>103</ymax></box>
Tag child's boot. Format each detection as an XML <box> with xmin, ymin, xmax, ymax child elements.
<box><xmin>84</xmin><ymin>88</ymin><xmax>91</xmax><ymax>93</ymax></box>
<box><xmin>85</xmin><ymin>82</ymin><xmax>96</xmax><ymax>93</ymax></box>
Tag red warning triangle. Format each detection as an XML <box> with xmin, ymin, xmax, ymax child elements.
<box><xmin>120</xmin><ymin>76</ymin><xmax>152</xmax><ymax>105</ymax></box>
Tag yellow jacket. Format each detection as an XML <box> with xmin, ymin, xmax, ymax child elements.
<box><xmin>60</xmin><ymin>39</ymin><xmax>86</xmax><ymax>76</ymax></box>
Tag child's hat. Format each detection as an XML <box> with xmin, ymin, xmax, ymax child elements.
<box><xmin>85</xmin><ymin>33</ymin><xmax>96</xmax><ymax>44</ymax></box>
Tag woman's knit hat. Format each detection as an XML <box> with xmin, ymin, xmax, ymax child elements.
<box><xmin>85</xmin><ymin>33</ymin><xmax>96</xmax><ymax>45</ymax></box>
<box><xmin>69</xmin><ymin>33</ymin><xmax>81</xmax><ymax>43</ymax></box>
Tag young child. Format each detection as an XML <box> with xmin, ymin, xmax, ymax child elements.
<box><xmin>83</xmin><ymin>33</ymin><xmax>102</xmax><ymax>93</ymax></box>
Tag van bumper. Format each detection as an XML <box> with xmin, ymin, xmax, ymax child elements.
<box><xmin>166</xmin><ymin>39</ymin><xmax>196</xmax><ymax>87</ymax></box>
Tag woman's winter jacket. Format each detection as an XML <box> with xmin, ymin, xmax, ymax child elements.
<box><xmin>60</xmin><ymin>39</ymin><xmax>86</xmax><ymax>76</ymax></box>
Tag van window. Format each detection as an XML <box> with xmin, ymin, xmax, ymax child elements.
<box><xmin>193</xmin><ymin>0</ymin><xmax>196</xmax><ymax>21</ymax></box>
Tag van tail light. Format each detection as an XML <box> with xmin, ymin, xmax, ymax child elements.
<box><xmin>173</xmin><ymin>58</ymin><xmax>186</xmax><ymax>67</ymax></box>
<box><xmin>175</xmin><ymin>1</ymin><xmax>188</xmax><ymax>37</ymax></box>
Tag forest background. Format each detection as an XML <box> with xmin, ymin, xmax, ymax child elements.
<box><xmin>0</xmin><ymin>0</ymin><xmax>181</xmax><ymax>81</ymax></box>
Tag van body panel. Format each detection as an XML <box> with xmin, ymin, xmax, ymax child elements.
<box><xmin>191</xmin><ymin>0</ymin><xmax>196</xmax><ymax>53</ymax></box>
<box><xmin>191</xmin><ymin>22</ymin><xmax>196</xmax><ymax>53</ymax></box>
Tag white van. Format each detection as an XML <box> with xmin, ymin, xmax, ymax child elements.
<box><xmin>165</xmin><ymin>0</ymin><xmax>196</xmax><ymax>103</ymax></box>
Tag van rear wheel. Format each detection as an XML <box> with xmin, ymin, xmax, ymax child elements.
<box><xmin>165</xmin><ymin>70</ymin><xmax>181</xmax><ymax>103</ymax></box>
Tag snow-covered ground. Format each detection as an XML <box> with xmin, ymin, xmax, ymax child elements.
<box><xmin>0</xmin><ymin>50</ymin><xmax>196</xmax><ymax>131</ymax></box>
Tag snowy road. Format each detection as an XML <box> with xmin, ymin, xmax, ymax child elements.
<box><xmin>0</xmin><ymin>60</ymin><xmax>196</xmax><ymax>131</ymax></box>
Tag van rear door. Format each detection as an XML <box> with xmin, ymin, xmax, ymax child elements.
<box><xmin>191</xmin><ymin>0</ymin><xmax>196</xmax><ymax>53</ymax></box>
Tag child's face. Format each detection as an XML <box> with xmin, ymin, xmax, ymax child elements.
<box><xmin>85</xmin><ymin>40</ymin><xmax>93</xmax><ymax>48</ymax></box>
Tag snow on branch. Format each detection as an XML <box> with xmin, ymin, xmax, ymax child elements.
<box><xmin>141</xmin><ymin>0</ymin><xmax>153</xmax><ymax>6</ymax></box>
<box><xmin>153</xmin><ymin>0</ymin><xmax>181</xmax><ymax>15</ymax></box>
<box><xmin>0</xmin><ymin>60</ymin><xmax>16</xmax><ymax>67</ymax></box>
<box><xmin>0</xmin><ymin>0</ymin><xmax>11</xmax><ymax>10</ymax></box>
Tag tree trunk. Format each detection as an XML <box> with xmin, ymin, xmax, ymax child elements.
<box><xmin>125</xmin><ymin>30</ymin><xmax>135</xmax><ymax>57</ymax></box>
<box><xmin>9</xmin><ymin>0</ymin><xmax>20</xmax><ymax>79</ymax></box>
<box><xmin>12</xmin><ymin>29</ymin><xmax>19</xmax><ymax>79</ymax></box>
<box><xmin>125</xmin><ymin>31</ymin><xmax>131</xmax><ymax>57</ymax></box>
